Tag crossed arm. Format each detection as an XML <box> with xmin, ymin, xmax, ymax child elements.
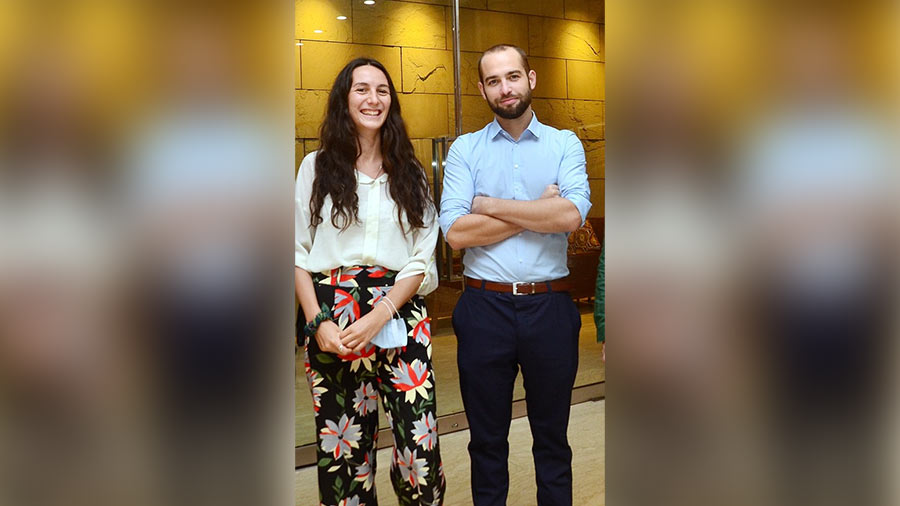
<box><xmin>445</xmin><ymin>184</ymin><xmax>583</xmax><ymax>250</ymax></box>
<box><xmin>441</xmin><ymin>131</ymin><xmax>589</xmax><ymax>250</ymax></box>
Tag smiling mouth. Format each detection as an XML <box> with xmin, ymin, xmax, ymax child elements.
<box><xmin>360</xmin><ymin>109</ymin><xmax>382</xmax><ymax>117</ymax></box>
<box><xmin>500</xmin><ymin>97</ymin><xmax>518</xmax><ymax>105</ymax></box>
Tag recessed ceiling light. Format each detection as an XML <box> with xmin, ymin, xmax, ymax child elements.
<box><xmin>364</xmin><ymin>0</ymin><xmax>375</xmax><ymax>4</ymax></box>
<box><xmin>336</xmin><ymin>15</ymin><xmax>347</xmax><ymax>20</ymax></box>
<box><xmin>313</xmin><ymin>29</ymin><xmax>324</xmax><ymax>34</ymax></box>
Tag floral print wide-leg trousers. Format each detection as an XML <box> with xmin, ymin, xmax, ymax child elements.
<box><xmin>301</xmin><ymin>266</ymin><xmax>445</xmax><ymax>506</ymax></box>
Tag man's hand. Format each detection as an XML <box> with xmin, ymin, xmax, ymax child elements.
<box><xmin>541</xmin><ymin>184</ymin><xmax>560</xmax><ymax>199</ymax></box>
<box><xmin>471</xmin><ymin>195</ymin><xmax>493</xmax><ymax>215</ymax></box>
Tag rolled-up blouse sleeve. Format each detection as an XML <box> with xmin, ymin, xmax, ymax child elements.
<box><xmin>295</xmin><ymin>152</ymin><xmax>317</xmax><ymax>269</ymax></box>
<box><xmin>396</xmin><ymin>205</ymin><xmax>440</xmax><ymax>296</ymax></box>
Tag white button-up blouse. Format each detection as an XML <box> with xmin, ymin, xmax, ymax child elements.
<box><xmin>294</xmin><ymin>151</ymin><xmax>439</xmax><ymax>295</ymax></box>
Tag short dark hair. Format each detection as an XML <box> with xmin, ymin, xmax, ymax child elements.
<box><xmin>477</xmin><ymin>44</ymin><xmax>531</xmax><ymax>83</ymax></box>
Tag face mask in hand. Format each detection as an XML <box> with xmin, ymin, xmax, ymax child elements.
<box><xmin>371</xmin><ymin>316</ymin><xmax>408</xmax><ymax>349</ymax></box>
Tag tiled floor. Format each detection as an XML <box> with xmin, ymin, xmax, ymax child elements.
<box><xmin>295</xmin><ymin>399</ymin><xmax>606</xmax><ymax>505</ymax></box>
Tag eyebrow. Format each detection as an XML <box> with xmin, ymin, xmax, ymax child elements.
<box><xmin>485</xmin><ymin>70</ymin><xmax>523</xmax><ymax>81</ymax></box>
<box><xmin>352</xmin><ymin>82</ymin><xmax>390</xmax><ymax>88</ymax></box>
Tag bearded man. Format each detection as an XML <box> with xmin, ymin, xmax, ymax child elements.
<box><xmin>438</xmin><ymin>44</ymin><xmax>592</xmax><ymax>506</ymax></box>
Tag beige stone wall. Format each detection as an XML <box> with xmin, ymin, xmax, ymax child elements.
<box><xmin>296</xmin><ymin>0</ymin><xmax>604</xmax><ymax>217</ymax></box>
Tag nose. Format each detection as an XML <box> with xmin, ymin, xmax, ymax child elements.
<box><xmin>365</xmin><ymin>90</ymin><xmax>379</xmax><ymax>104</ymax></box>
<box><xmin>500</xmin><ymin>79</ymin><xmax>512</xmax><ymax>96</ymax></box>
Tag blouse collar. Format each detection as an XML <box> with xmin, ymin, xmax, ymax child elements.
<box><xmin>357</xmin><ymin>170</ymin><xmax>388</xmax><ymax>185</ymax></box>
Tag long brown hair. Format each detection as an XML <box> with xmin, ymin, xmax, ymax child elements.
<box><xmin>310</xmin><ymin>58</ymin><xmax>432</xmax><ymax>235</ymax></box>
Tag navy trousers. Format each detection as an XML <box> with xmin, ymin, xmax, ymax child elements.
<box><xmin>452</xmin><ymin>285</ymin><xmax>581</xmax><ymax>506</ymax></box>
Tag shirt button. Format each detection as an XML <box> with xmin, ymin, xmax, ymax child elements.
<box><xmin>514</xmin><ymin>164</ymin><xmax>518</xmax><ymax>168</ymax></box>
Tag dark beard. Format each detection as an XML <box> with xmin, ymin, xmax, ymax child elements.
<box><xmin>490</xmin><ymin>90</ymin><xmax>532</xmax><ymax>120</ymax></box>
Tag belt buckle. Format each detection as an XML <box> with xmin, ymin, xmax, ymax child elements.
<box><xmin>512</xmin><ymin>281</ymin><xmax>535</xmax><ymax>296</ymax></box>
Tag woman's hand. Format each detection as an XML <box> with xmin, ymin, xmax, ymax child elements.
<box><xmin>340</xmin><ymin>303</ymin><xmax>392</xmax><ymax>353</ymax></box>
<box><xmin>315</xmin><ymin>320</ymin><xmax>345</xmax><ymax>354</ymax></box>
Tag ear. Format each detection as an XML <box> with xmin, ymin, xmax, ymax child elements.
<box><xmin>528</xmin><ymin>69</ymin><xmax>537</xmax><ymax>91</ymax></box>
<box><xmin>477</xmin><ymin>81</ymin><xmax>487</xmax><ymax>101</ymax></box>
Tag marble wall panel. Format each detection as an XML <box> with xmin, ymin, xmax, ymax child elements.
<box><xmin>530</xmin><ymin>57</ymin><xmax>568</xmax><ymax>99</ymax></box>
<box><xmin>459</xmin><ymin>51</ymin><xmax>483</xmax><ymax>96</ymax></box>
<box><xmin>566</xmin><ymin>60</ymin><xmax>604</xmax><ymax>100</ymax></box>
<box><xmin>458</xmin><ymin>8</ymin><xmax>529</xmax><ymax>53</ymax></box>
<box><xmin>578</xmin><ymin>99</ymin><xmax>605</xmax><ymax>140</ymax></box>
<box><xmin>296</xmin><ymin>89</ymin><xmax>329</xmax><ymax>138</ymax></box>
<box><xmin>295</xmin><ymin>141</ymin><xmax>305</xmax><ymax>173</ymax></box>
<box><xmin>564</xmin><ymin>0</ymin><xmax>604</xmax><ymax>23</ymax></box>
<box><xmin>529</xmin><ymin>16</ymin><xmax>603</xmax><ymax>61</ymax></box>
<box><xmin>304</xmin><ymin>138</ymin><xmax>321</xmax><ymax>154</ymax></box>
<box><xmin>300</xmin><ymin>41</ymin><xmax>402</xmax><ymax>90</ymax></box>
<box><xmin>532</xmin><ymin>98</ymin><xmax>604</xmax><ymax>140</ymax></box>
<box><xmin>584</xmin><ymin>140</ymin><xmax>605</xmax><ymax>179</ymax></box>
<box><xmin>296</xmin><ymin>0</ymin><xmax>352</xmax><ymax>42</ymax></box>
<box><xmin>397</xmin><ymin>93</ymin><xmax>450</xmax><ymax>138</ymax></box>
<box><xmin>295</xmin><ymin>42</ymin><xmax>302</xmax><ymax>88</ymax></box>
<box><xmin>487</xmin><ymin>0</ymin><xmax>564</xmax><ymax>19</ymax></box>
<box><xmin>445</xmin><ymin>5</ymin><xmax>454</xmax><ymax>54</ymax></box>
<box><xmin>401</xmin><ymin>47</ymin><xmax>455</xmax><ymax>94</ymax></box>
<box><xmin>531</xmin><ymin>98</ymin><xmax>568</xmax><ymax>131</ymax></box>
<box><xmin>353</xmin><ymin>0</ymin><xmax>447</xmax><ymax>49</ymax></box>
<box><xmin>459</xmin><ymin>94</ymin><xmax>496</xmax><ymax>134</ymax></box>
<box><xmin>294</xmin><ymin>139</ymin><xmax>322</xmax><ymax>171</ymax></box>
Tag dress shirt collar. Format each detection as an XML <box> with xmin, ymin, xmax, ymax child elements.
<box><xmin>487</xmin><ymin>111</ymin><xmax>543</xmax><ymax>142</ymax></box>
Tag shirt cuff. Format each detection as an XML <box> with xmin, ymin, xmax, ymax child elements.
<box><xmin>438</xmin><ymin>203</ymin><xmax>469</xmax><ymax>237</ymax></box>
<box><xmin>565</xmin><ymin>195</ymin><xmax>592</xmax><ymax>226</ymax></box>
<box><xmin>396</xmin><ymin>257</ymin><xmax>438</xmax><ymax>296</ymax></box>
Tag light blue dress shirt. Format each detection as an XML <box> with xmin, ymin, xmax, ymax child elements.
<box><xmin>438</xmin><ymin>113</ymin><xmax>591</xmax><ymax>283</ymax></box>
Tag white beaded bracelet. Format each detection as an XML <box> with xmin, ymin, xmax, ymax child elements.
<box><xmin>378</xmin><ymin>297</ymin><xmax>399</xmax><ymax>318</ymax></box>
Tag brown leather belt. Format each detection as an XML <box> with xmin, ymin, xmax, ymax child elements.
<box><xmin>465</xmin><ymin>276</ymin><xmax>572</xmax><ymax>295</ymax></box>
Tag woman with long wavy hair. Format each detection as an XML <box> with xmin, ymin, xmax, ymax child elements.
<box><xmin>295</xmin><ymin>58</ymin><xmax>445</xmax><ymax>505</ymax></box>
